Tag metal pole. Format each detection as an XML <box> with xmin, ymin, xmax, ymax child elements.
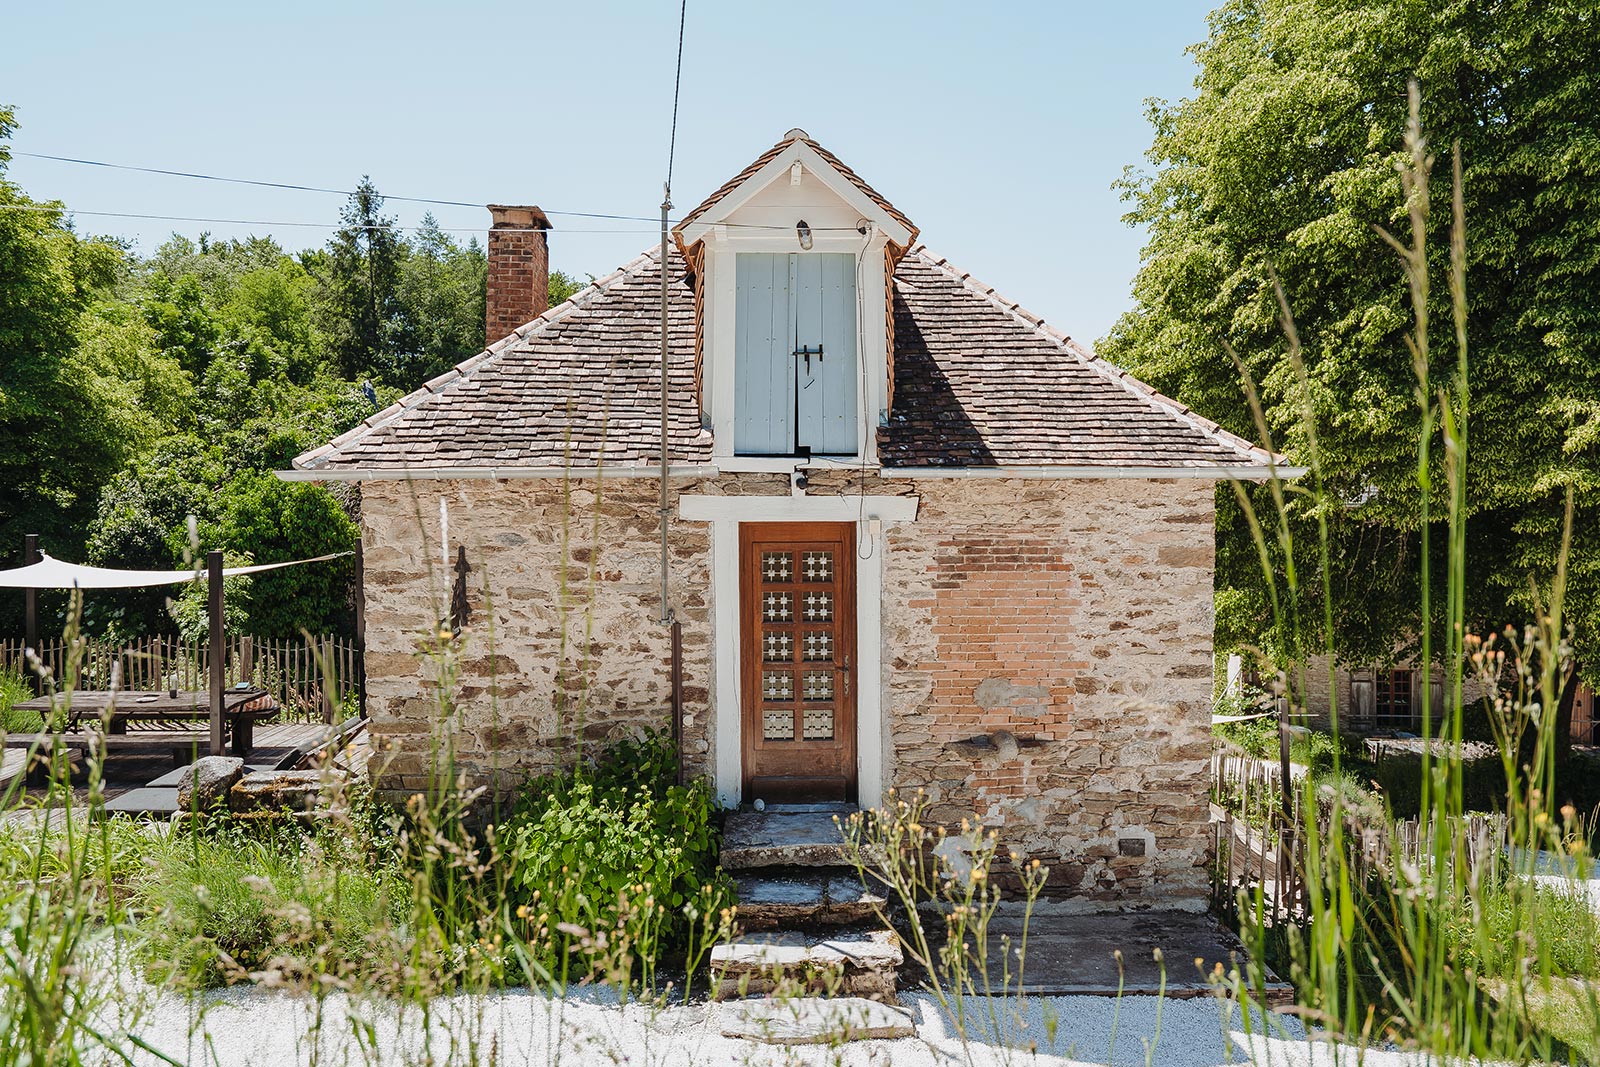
<box><xmin>658</xmin><ymin>189</ymin><xmax>674</xmax><ymax>627</ymax></box>
<box><xmin>353</xmin><ymin>538</ymin><xmax>367</xmax><ymax>711</ymax></box>
<box><xmin>208</xmin><ymin>550</ymin><xmax>225</xmax><ymax>757</ymax></box>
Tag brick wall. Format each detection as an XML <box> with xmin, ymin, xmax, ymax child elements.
<box><xmin>485</xmin><ymin>205</ymin><xmax>552</xmax><ymax>344</ymax></box>
<box><xmin>880</xmin><ymin>478</ymin><xmax>1217</xmax><ymax>908</ymax></box>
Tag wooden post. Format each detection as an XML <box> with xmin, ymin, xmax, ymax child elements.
<box><xmin>208</xmin><ymin>550</ymin><xmax>225</xmax><ymax>757</ymax></box>
<box><xmin>22</xmin><ymin>534</ymin><xmax>39</xmax><ymax>693</ymax></box>
<box><xmin>240</xmin><ymin>635</ymin><xmax>255</xmax><ymax>691</ymax></box>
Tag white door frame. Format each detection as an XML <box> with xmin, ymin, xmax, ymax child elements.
<box><xmin>679</xmin><ymin>493</ymin><xmax>918</xmax><ymax>809</ymax></box>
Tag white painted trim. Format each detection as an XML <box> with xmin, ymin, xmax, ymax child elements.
<box><xmin>679</xmin><ymin>494</ymin><xmax>919</xmax><ymax>523</ymax></box>
<box><xmin>696</xmin><ymin>494</ymin><xmax>915</xmax><ymax>808</ymax></box>
<box><xmin>711</xmin><ymin>523</ymin><xmax>741</xmax><ymax>807</ymax></box>
<box><xmin>277</xmin><ymin>465</ymin><xmax>719</xmax><ymax>483</ymax></box>
<box><xmin>887</xmin><ymin>465</ymin><xmax>1308</xmax><ymax>482</ymax></box>
<box><xmin>678</xmin><ymin>141</ymin><xmax>913</xmax><ymax>249</ymax></box>
<box><xmin>855</xmin><ymin>529</ymin><xmax>885</xmax><ymax>810</ymax></box>
<box><xmin>713</xmin><ymin>455</ymin><xmax>868</xmax><ymax>474</ymax></box>
<box><xmin>278</xmin><ymin>463</ymin><xmax>1303</xmax><ymax>484</ymax></box>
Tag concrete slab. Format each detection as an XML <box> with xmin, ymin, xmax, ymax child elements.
<box><xmin>722</xmin><ymin>810</ymin><xmax>852</xmax><ymax>869</ymax></box>
<box><xmin>719</xmin><ymin>997</ymin><xmax>915</xmax><ymax>1044</ymax></box>
<box><xmin>935</xmin><ymin>908</ymin><xmax>1289</xmax><ymax>999</ymax></box>
<box><xmin>101</xmin><ymin>787</ymin><xmax>178</xmax><ymax>816</ymax></box>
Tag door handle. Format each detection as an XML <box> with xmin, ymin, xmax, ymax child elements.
<box><xmin>842</xmin><ymin>654</ymin><xmax>851</xmax><ymax>697</ymax></box>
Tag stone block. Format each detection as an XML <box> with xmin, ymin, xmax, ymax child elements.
<box><xmin>175</xmin><ymin>756</ymin><xmax>244</xmax><ymax>811</ymax></box>
<box><xmin>230</xmin><ymin>769</ymin><xmax>347</xmax><ymax>813</ymax></box>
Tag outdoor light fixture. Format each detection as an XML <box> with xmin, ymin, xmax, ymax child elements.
<box><xmin>796</xmin><ymin>219</ymin><xmax>813</xmax><ymax>250</ymax></box>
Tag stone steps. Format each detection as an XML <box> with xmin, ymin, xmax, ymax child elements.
<box><xmin>721</xmin><ymin>807</ymin><xmax>854</xmax><ymax>870</ymax></box>
<box><xmin>710</xmin><ymin>929</ymin><xmax>902</xmax><ymax>1002</ymax></box>
<box><xmin>733</xmin><ymin>871</ymin><xmax>886</xmax><ymax>931</ymax></box>
<box><xmin>717</xmin><ymin>803</ymin><xmax>903</xmax><ymax>1012</ymax></box>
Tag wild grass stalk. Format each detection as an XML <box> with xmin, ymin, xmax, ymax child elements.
<box><xmin>1220</xmin><ymin>83</ymin><xmax>1600</xmax><ymax>1064</ymax></box>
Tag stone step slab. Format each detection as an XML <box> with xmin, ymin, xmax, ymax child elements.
<box><xmin>718</xmin><ymin>996</ymin><xmax>915</xmax><ymax>1044</ymax></box>
<box><xmin>734</xmin><ymin>872</ymin><xmax>886</xmax><ymax>931</ymax></box>
<box><xmin>722</xmin><ymin>809</ymin><xmax>855</xmax><ymax>870</ymax></box>
<box><xmin>711</xmin><ymin>929</ymin><xmax>902</xmax><ymax>1003</ymax></box>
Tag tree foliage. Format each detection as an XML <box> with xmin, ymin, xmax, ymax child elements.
<box><xmin>0</xmin><ymin>112</ymin><xmax>587</xmax><ymax>639</ymax></box>
<box><xmin>1103</xmin><ymin>0</ymin><xmax>1600</xmax><ymax>679</ymax></box>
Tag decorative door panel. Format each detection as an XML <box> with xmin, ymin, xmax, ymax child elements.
<box><xmin>740</xmin><ymin>522</ymin><xmax>856</xmax><ymax>803</ymax></box>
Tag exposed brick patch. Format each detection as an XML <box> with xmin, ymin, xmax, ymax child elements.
<box><xmin>883</xmin><ymin>478</ymin><xmax>1217</xmax><ymax>907</ymax></box>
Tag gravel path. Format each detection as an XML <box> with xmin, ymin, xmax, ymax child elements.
<box><xmin>95</xmin><ymin>986</ymin><xmax>1475</xmax><ymax>1066</ymax></box>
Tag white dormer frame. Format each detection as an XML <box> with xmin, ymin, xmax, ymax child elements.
<box><xmin>678</xmin><ymin>139</ymin><xmax>911</xmax><ymax>472</ymax></box>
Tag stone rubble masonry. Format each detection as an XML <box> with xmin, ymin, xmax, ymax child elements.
<box><xmin>359</xmin><ymin>473</ymin><xmax>1216</xmax><ymax>907</ymax></box>
<box><xmin>868</xmin><ymin>476</ymin><xmax>1217</xmax><ymax>908</ymax></box>
<box><xmin>485</xmin><ymin>205</ymin><xmax>552</xmax><ymax>345</ymax></box>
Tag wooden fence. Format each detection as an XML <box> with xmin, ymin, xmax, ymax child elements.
<box><xmin>1211</xmin><ymin>752</ymin><xmax>1509</xmax><ymax>922</ymax></box>
<box><xmin>0</xmin><ymin>635</ymin><xmax>362</xmax><ymax>723</ymax></box>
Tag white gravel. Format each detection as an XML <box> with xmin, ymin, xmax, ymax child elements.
<box><xmin>87</xmin><ymin>984</ymin><xmax>1481</xmax><ymax>1066</ymax></box>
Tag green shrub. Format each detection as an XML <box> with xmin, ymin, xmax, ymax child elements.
<box><xmin>135</xmin><ymin>820</ymin><xmax>402</xmax><ymax>988</ymax></box>
<box><xmin>0</xmin><ymin>666</ymin><xmax>40</xmax><ymax>736</ymax></box>
<box><xmin>499</xmin><ymin>731</ymin><xmax>731</xmax><ymax>985</ymax></box>
<box><xmin>1446</xmin><ymin>885</ymin><xmax>1600</xmax><ymax>982</ymax></box>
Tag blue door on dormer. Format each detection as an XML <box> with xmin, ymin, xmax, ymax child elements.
<box><xmin>734</xmin><ymin>252</ymin><xmax>858</xmax><ymax>456</ymax></box>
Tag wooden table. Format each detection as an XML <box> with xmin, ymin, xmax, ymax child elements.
<box><xmin>8</xmin><ymin>688</ymin><xmax>278</xmax><ymax>758</ymax></box>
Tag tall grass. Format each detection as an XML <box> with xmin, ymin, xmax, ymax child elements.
<box><xmin>1224</xmin><ymin>85</ymin><xmax>1600</xmax><ymax>1063</ymax></box>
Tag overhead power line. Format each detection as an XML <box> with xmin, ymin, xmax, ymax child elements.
<box><xmin>11</xmin><ymin>149</ymin><xmax>879</xmax><ymax>233</ymax></box>
<box><xmin>0</xmin><ymin>202</ymin><xmax>655</xmax><ymax>234</ymax></box>
<box><xmin>15</xmin><ymin>151</ymin><xmax>661</xmax><ymax>224</ymax></box>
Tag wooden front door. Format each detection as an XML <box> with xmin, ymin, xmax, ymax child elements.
<box><xmin>740</xmin><ymin>522</ymin><xmax>857</xmax><ymax>803</ymax></box>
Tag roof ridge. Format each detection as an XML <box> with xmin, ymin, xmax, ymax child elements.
<box><xmin>674</xmin><ymin>130</ymin><xmax>917</xmax><ymax>244</ymax></box>
<box><xmin>902</xmin><ymin>247</ymin><xmax>1280</xmax><ymax>467</ymax></box>
<box><xmin>293</xmin><ymin>248</ymin><xmax>663</xmax><ymax>471</ymax></box>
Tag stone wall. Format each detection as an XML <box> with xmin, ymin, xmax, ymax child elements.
<box><xmin>360</xmin><ymin>477</ymin><xmax>715</xmax><ymax>796</ymax></box>
<box><xmin>360</xmin><ymin>473</ymin><xmax>1218</xmax><ymax>907</ymax></box>
<box><xmin>876</xmin><ymin>478</ymin><xmax>1217</xmax><ymax>908</ymax></box>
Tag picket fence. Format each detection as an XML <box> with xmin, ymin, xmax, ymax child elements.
<box><xmin>0</xmin><ymin>635</ymin><xmax>362</xmax><ymax>723</ymax></box>
<box><xmin>1210</xmin><ymin>752</ymin><xmax>1509</xmax><ymax>922</ymax></box>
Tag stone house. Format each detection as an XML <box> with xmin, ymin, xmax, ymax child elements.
<box><xmin>287</xmin><ymin>130</ymin><xmax>1289</xmax><ymax>906</ymax></box>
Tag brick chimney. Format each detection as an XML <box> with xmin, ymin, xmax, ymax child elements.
<box><xmin>485</xmin><ymin>205</ymin><xmax>553</xmax><ymax>343</ymax></box>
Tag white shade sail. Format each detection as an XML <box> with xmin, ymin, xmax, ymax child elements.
<box><xmin>0</xmin><ymin>552</ymin><xmax>351</xmax><ymax>590</ymax></box>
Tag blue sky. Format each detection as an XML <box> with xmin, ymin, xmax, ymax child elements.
<box><xmin>3</xmin><ymin>0</ymin><xmax>1212</xmax><ymax>347</ymax></box>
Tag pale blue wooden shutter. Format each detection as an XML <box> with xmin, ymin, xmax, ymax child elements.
<box><xmin>734</xmin><ymin>251</ymin><xmax>857</xmax><ymax>456</ymax></box>
<box><xmin>794</xmin><ymin>253</ymin><xmax>858</xmax><ymax>455</ymax></box>
<box><xmin>734</xmin><ymin>253</ymin><xmax>793</xmax><ymax>454</ymax></box>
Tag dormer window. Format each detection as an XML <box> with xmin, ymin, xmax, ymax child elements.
<box><xmin>734</xmin><ymin>252</ymin><xmax>857</xmax><ymax>456</ymax></box>
<box><xmin>672</xmin><ymin>129</ymin><xmax>919</xmax><ymax>470</ymax></box>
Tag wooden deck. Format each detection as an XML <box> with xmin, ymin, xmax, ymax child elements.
<box><xmin>3</xmin><ymin>718</ymin><xmax>358</xmax><ymax>818</ymax></box>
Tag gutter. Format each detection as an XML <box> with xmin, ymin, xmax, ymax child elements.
<box><xmin>276</xmin><ymin>465</ymin><xmax>720</xmax><ymax>483</ymax></box>
<box><xmin>277</xmin><ymin>462</ymin><xmax>1306</xmax><ymax>484</ymax></box>
<box><xmin>885</xmin><ymin>465</ymin><xmax>1308</xmax><ymax>482</ymax></box>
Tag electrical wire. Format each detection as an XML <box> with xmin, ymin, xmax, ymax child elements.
<box><xmin>14</xmin><ymin>151</ymin><xmax>658</xmax><ymax>223</ymax></box>
<box><xmin>9</xmin><ymin>149</ymin><xmax>882</xmax><ymax>232</ymax></box>
<box><xmin>0</xmin><ymin>202</ymin><xmax>656</xmax><ymax>233</ymax></box>
<box><xmin>665</xmin><ymin>0</ymin><xmax>687</xmax><ymax>192</ymax></box>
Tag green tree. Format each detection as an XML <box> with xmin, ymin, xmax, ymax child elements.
<box><xmin>0</xmin><ymin>108</ymin><xmax>160</xmax><ymax>606</ymax></box>
<box><xmin>1103</xmin><ymin>0</ymin><xmax>1600</xmax><ymax>683</ymax></box>
<box><xmin>216</xmin><ymin>473</ymin><xmax>357</xmax><ymax>638</ymax></box>
<box><xmin>393</xmin><ymin>214</ymin><xmax>486</xmax><ymax>385</ymax></box>
<box><xmin>314</xmin><ymin>178</ymin><xmax>406</xmax><ymax>383</ymax></box>
<box><xmin>549</xmin><ymin>269</ymin><xmax>585</xmax><ymax>307</ymax></box>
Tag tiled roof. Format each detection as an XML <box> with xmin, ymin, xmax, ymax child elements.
<box><xmin>673</xmin><ymin>129</ymin><xmax>919</xmax><ymax>246</ymax></box>
<box><xmin>293</xmin><ymin>246</ymin><xmax>1277</xmax><ymax>474</ymax></box>
<box><xmin>294</xmin><ymin>250</ymin><xmax>711</xmax><ymax>471</ymax></box>
<box><xmin>878</xmin><ymin>249</ymin><xmax>1276</xmax><ymax>468</ymax></box>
